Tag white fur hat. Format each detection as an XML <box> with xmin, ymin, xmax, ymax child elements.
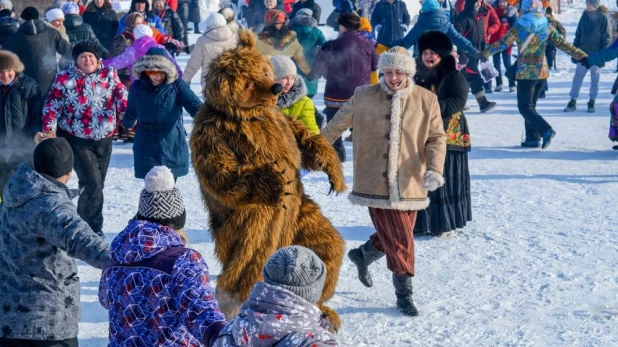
<box><xmin>378</xmin><ymin>46</ymin><xmax>416</xmax><ymax>76</ymax></box>
<box><xmin>133</xmin><ymin>24</ymin><xmax>153</xmax><ymax>40</ymax></box>
<box><xmin>45</xmin><ymin>8</ymin><xmax>64</xmax><ymax>22</ymax></box>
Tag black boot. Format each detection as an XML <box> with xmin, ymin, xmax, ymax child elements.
<box><xmin>477</xmin><ymin>95</ymin><xmax>497</xmax><ymax>113</ymax></box>
<box><xmin>587</xmin><ymin>100</ymin><xmax>596</xmax><ymax>113</ymax></box>
<box><xmin>393</xmin><ymin>274</ymin><xmax>419</xmax><ymax>316</ymax></box>
<box><xmin>348</xmin><ymin>241</ymin><xmax>385</xmax><ymax>287</ymax></box>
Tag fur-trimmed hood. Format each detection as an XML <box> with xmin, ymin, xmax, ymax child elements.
<box><xmin>277</xmin><ymin>76</ymin><xmax>307</xmax><ymax>108</ymax></box>
<box><xmin>132</xmin><ymin>54</ymin><xmax>178</xmax><ymax>83</ymax></box>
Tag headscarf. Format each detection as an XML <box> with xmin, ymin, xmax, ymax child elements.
<box><xmin>517</xmin><ymin>0</ymin><xmax>548</xmax><ymax>33</ymax></box>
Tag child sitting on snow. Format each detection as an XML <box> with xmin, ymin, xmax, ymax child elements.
<box><xmin>99</xmin><ymin>166</ymin><xmax>226</xmax><ymax>347</ymax></box>
<box><xmin>214</xmin><ymin>246</ymin><xmax>337</xmax><ymax>346</ymax></box>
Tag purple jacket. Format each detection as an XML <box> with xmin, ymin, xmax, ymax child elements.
<box><xmin>102</xmin><ymin>36</ymin><xmax>183</xmax><ymax>82</ymax></box>
<box><xmin>99</xmin><ymin>220</ymin><xmax>226</xmax><ymax>347</ymax></box>
<box><xmin>311</xmin><ymin>31</ymin><xmax>378</xmax><ymax>108</ymax></box>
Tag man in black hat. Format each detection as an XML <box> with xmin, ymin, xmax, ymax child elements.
<box><xmin>0</xmin><ymin>138</ymin><xmax>110</xmax><ymax>346</ymax></box>
<box><xmin>42</xmin><ymin>40</ymin><xmax>128</xmax><ymax>237</ymax></box>
<box><xmin>5</xmin><ymin>6</ymin><xmax>72</xmax><ymax>93</ymax></box>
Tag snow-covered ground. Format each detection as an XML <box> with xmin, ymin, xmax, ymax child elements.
<box><xmin>76</xmin><ymin>2</ymin><xmax>618</xmax><ymax>346</ymax></box>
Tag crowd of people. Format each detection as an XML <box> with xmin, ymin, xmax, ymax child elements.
<box><xmin>0</xmin><ymin>0</ymin><xmax>617</xmax><ymax>345</ymax></box>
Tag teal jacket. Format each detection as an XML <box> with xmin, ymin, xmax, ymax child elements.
<box><xmin>291</xmin><ymin>15</ymin><xmax>325</xmax><ymax>97</ymax></box>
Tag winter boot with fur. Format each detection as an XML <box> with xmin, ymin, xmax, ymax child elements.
<box><xmin>564</xmin><ymin>99</ymin><xmax>577</xmax><ymax>112</ymax></box>
<box><xmin>475</xmin><ymin>92</ymin><xmax>497</xmax><ymax>113</ymax></box>
<box><xmin>348</xmin><ymin>240</ymin><xmax>385</xmax><ymax>288</ymax></box>
<box><xmin>393</xmin><ymin>273</ymin><xmax>419</xmax><ymax>316</ymax></box>
<box><xmin>587</xmin><ymin>100</ymin><xmax>595</xmax><ymax>113</ymax></box>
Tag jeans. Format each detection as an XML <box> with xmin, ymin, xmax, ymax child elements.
<box><xmin>60</xmin><ymin>132</ymin><xmax>112</xmax><ymax>236</ymax></box>
<box><xmin>0</xmin><ymin>337</ymin><xmax>78</xmax><ymax>347</ymax></box>
<box><xmin>517</xmin><ymin>79</ymin><xmax>551</xmax><ymax>142</ymax></box>
<box><xmin>492</xmin><ymin>50</ymin><xmax>515</xmax><ymax>87</ymax></box>
<box><xmin>569</xmin><ymin>63</ymin><xmax>600</xmax><ymax>100</ymax></box>
<box><xmin>323</xmin><ymin>106</ymin><xmax>346</xmax><ymax>162</ymax></box>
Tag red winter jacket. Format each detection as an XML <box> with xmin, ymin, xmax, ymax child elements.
<box><xmin>455</xmin><ymin>0</ymin><xmax>499</xmax><ymax>43</ymax></box>
<box><xmin>489</xmin><ymin>6</ymin><xmax>510</xmax><ymax>44</ymax></box>
<box><xmin>284</xmin><ymin>0</ymin><xmax>295</xmax><ymax>13</ymax></box>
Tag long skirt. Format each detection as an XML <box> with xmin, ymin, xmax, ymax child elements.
<box><xmin>414</xmin><ymin>150</ymin><xmax>471</xmax><ymax>234</ymax></box>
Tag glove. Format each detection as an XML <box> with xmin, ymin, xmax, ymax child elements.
<box><xmin>579</xmin><ymin>57</ymin><xmax>592</xmax><ymax>69</ymax></box>
<box><xmin>422</xmin><ymin>170</ymin><xmax>445</xmax><ymax>192</ymax></box>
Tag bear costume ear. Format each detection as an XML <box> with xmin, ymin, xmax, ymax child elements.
<box><xmin>237</xmin><ymin>29</ymin><xmax>257</xmax><ymax>50</ymax></box>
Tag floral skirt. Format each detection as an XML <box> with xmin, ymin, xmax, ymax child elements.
<box><xmin>414</xmin><ymin>150</ymin><xmax>472</xmax><ymax>234</ymax></box>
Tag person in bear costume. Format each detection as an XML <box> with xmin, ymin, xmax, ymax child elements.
<box><xmin>190</xmin><ymin>29</ymin><xmax>347</xmax><ymax>332</ymax></box>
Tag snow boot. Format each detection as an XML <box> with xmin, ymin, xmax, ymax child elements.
<box><xmin>348</xmin><ymin>241</ymin><xmax>385</xmax><ymax>288</ymax></box>
<box><xmin>541</xmin><ymin>129</ymin><xmax>556</xmax><ymax>149</ymax></box>
<box><xmin>509</xmin><ymin>86</ymin><xmax>516</xmax><ymax>93</ymax></box>
<box><xmin>587</xmin><ymin>100</ymin><xmax>596</xmax><ymax>113</ymax></box>
<box><xmin>393</xmin><ymin>274</ymin><xmax>419</xmax><ymax>316</ymax></box>
<box><xmin>564</xmin><ymin>99</ymin><xmax>577</xmax><ymax>112</ymax></box>
<box><xmin>495</xmin><ymin>85</ymin><xmax>502</xmax><ymax>92</ymax></box>
<box><xmin>521</xmin><ymin>140</ymin><xmax>541</xmax><ymax>148</ymax></box>
<box><xmin>475</xmin><ymin>92</ymin><xmax>497</xmax><ymax>113</ymax></box>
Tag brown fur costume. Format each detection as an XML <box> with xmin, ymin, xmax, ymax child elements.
<box><xmin>190</xmin><ymin>29</ymin><xmax>347</xmax><ymax>331</ymax></box>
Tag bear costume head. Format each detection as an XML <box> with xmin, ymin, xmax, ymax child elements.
<box><xmin>204</xmin><ymin>30</ymin><xmax>283</xmax><ymax>115</ymax></box>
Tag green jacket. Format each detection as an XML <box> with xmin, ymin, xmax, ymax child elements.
<box><xmin>277</xmin><ymin>77</ymin><xmax>319</xmax><ymax>135</ymax></box>
<box><xmin>291</xmin><ymin>15</ymin><xmax>325</xmax><ymax>97</ymax></box>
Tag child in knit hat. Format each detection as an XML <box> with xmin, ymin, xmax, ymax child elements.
<box><xmin>214</xmin><ymin>246</ymin><xmax>337</xmax><ymax>346</ymax></box>
<box><xmin>271</xmin><ymin>55</ymin><xmax>320</xmax><ymax>136</ymax></box>
<box><xmin>99</xmin><ymin>166</ymin><xmax>227</xmax><ymax>347</ymax></box>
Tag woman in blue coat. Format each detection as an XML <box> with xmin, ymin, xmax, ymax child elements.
<box><xmin>124</xmin><ymin>47</ymin><xmax>202</xmax><ymax>179</ymax></box>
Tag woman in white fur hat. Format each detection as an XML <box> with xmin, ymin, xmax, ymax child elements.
<box><xmin>321</xmin><ymin>46</ymin><xmax>446</xmax><ymax>317</ymax></box>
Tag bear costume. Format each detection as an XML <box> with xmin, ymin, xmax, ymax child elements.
<box><xmin>190</xmin><ymin>29</ymin><xmax>347</xmax><ymax>331</ymax></box>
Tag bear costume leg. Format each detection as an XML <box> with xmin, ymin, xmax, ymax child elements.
<box><xmin>292</xmin><ymin>194</ymin><xmax>345</xmax><ymax>332</ymax></box>
<box><xmin>212</xmin><ymin>206</ymin><xmax>296</xmax><ymax>319</ymax></box>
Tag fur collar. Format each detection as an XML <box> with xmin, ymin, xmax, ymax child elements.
<box><xmin>132</xmin><ymin>55</ymin><xmax>178</xmax><ymax>84</ymax></box>
<box><xmin>413</xmin><ymin>55</ymin><xmax>457</xmax><ymax>89</ymax></box>
<box><xmin>277</xmin><ymin>76</ymin><xmax>307</xmax><ymax>108</ymax></box>
<box><xmin>291</xmin><ymin>15</ymin><xmax>317</xmax><ymax>28</ymax></box>
<box><xmin>258</xmin><ymin>29</ymin><xmax>299</xmax><ymax>50</ymax></box>
<box><xmin>379</xmin><ymin>77</ymin><xmax>414</xmax><ymax>97</ymax></box>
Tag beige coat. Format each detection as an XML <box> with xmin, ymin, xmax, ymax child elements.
<box><xmin>322</xmin><ymin>80</ymin><xmax>447</xmax><ymax>211</ymax></box>
<box><xmin>182</xmin><ymin>26</ymin><xmax>238</xmax><ymax>89</ymax></box>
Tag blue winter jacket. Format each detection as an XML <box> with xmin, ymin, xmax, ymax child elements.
<box><xmin>389</xmin><ymin>9</ymin><xmax>478</xmax><ymax>55</ymax></box>
<box><xmin>99</xmin><ymin>220</ymin><xmax>226</xmax><ymax>347</ymax></box>
<box><xmin>0</xmin><ymin>164</ymin><xmax>110</xmax><ymax>341</ymax></box>
<box><xmin>123</xmin><ymin>77</ymin><xmax>202</xmax><ymax>179</ymax></box>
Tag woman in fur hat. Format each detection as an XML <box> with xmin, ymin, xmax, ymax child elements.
<box><xmin>322</xmin><ymin>46</ymin><xmax>446</xmax><ymax>316</ymax></box>
<box><xmin>123</xmin><ymin>47</ymin><xmax>202</xmax><ymax>180</ymax></box>
<box><xmin>0</xmin><ymin>50</ymin><xmax>42</xmax><ymax>201</ymax></box>
<box><xmin>413</xmin><ymin>31</ymin><xmax>472</xmax><ymax>237</ymax></box>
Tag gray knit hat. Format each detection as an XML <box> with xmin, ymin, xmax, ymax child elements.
<box><xmin>586</xmin><ymin>0</ymin><xmax>600</xmax><ymax>8</ymax></box>
<box><xmin>263</xmin><ymin>246</ymin><xmax>326</xmax><ymax>303</ymax></box>
<box><xmin>137</xmin><ymin>166</ymin><xmax>186</xmax><ymax>230</ymax></box>
<box><xmin>297</xmin><ymin>8</ymin><xmax>313</xmax><ymax>17</ymax></box>
<box><xmin>270</xmin><ymin>55</ymin><xmax>297</xmax><ymax>80</ymax></box>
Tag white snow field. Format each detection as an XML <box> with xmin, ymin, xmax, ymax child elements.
<box><xmin>76</xmin><ymin>2</ymin><xmax>618</xmax><ymax>346</ymax></box>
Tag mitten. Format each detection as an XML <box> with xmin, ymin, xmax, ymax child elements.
<box><xmin>422</xmin><ymin>170</ymin><xmax>445</xmax><ymax>192</ymax></box>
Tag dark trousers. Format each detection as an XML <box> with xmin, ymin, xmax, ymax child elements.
<box><xmin>178</xmin><ymin>3</ymin><xmax>190</xmax><ymax>45</ymax></box>
<box><xmin>517</xmin><ymin>79</ymin><xmax>551</xmax><ymax>142</ymax></box>
<box><xmin>545</xmin><ymin>46</ymin><xmax>557</xmax><ymax>70</ymax></box>
<box><xmin>0</xmin><ymin>337</ymin><xmax>78</xmax><ymax>347</ymax></box>
<box><xmin>61</xmin><ymin>133</ymin><xmax>112</xmax><ymax>236</ymax></box>
<box><xmin>323</xmin><ymin>106</ymin><xmax>346</xmax><ymax>162</ymax></box>
<box><xmin>464</xmin><ymin>55</ymin><xmax>485</xmax><ymax>95</ymax></box>
<box><xmin>492</xmin><ymin>50</ymin><xmax>515</xmax><ymax>87</ymax></box>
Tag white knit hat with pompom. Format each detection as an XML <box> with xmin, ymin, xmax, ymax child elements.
<box><xmin>137</xmin><ymin>166</ymin><xmax>186</xmax><ymax>230</ymax></box>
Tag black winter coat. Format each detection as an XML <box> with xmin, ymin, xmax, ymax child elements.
<box><xmin>370</xmin><ymin>0</ymin><xmax>410</xmax><ymax>44</ymax></box>
<box><xmin>5</xmin><ymin>20</ymin><xmax>72</xmax><ymax>94</ymax></box>
<box><xmin>290</xmin><ymin>0</ymin><xmax>322</xmax><ymax>24</ymax></box>
<box><xmin>157</xmin><ymin>7</ymin><xmax>186</xmax><ymax>42</ymax></box>
<box><xmin>574</xmin><ymin>9</ymin><xmax>612</xmax><ymax>55</ymax></box>
<box><xmin>82</xmin><ymin>1</ymin><xmax>119</xmax><ymax>51</ymax></box>
<box><xmin>0</xmin><ymin>74</ymin><xmax>43</xmax><ymax>164</ymax></box>
<box><xmin>414</xmin><ymin>55</ymin><xmax>470</xmax><ymax>152</ymax></box>
<box><xmin>64</xmin><ymin>14</ymin><xmax>109</xmax><ymax>57</ymax></box>
<box><xmin>454</xmin><ymin>12</ymin><xmax>484</xmax><ymax>51</ymax></box>
<box><xmin>0</xmin><ymin>17</ymin><xmax>18</xmax><ymax>49</ymax></box>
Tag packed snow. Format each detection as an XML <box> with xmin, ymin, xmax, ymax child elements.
<box><xmin>76</xmin><ymin>2</ymin><xmax>618</xmax><ymax>345</ymax></box>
